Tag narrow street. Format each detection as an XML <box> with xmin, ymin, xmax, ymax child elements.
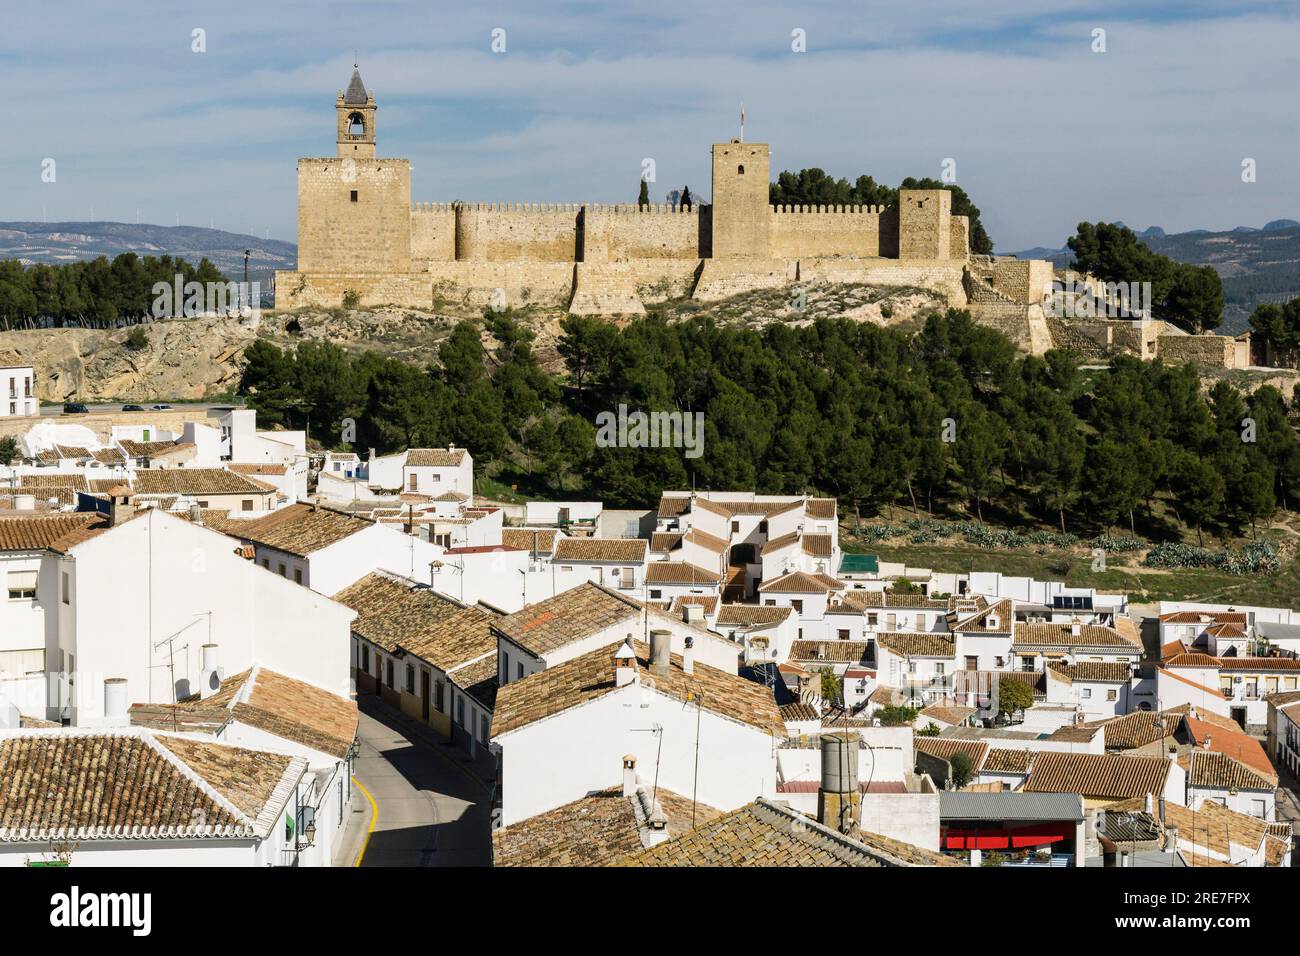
<box><xmin>341</xmin><ymin>696</ymin><xmax>494</xmax><ymax>867</ymax></box>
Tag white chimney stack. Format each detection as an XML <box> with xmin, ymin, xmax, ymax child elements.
<box><xmin>1070</xmin><ymin>618</ymin><xmax>1082</xmax><ymax>638</ymax></box>
<box><xmin>622</xmin><ymin>755</ymin><xmax>637</xmax><ymax>797</ymax></box>
<box><xmin>682</xmin><ymin>636</ymin><xmax>695</xmax><ymax>675</ymax></box>
<box><xmin>200</xmin><ymin>643</ymin><xmax>222</xmax><ymax>699</ymax></box>
<box><xmin>103</xmin><ymin>678</ymin><xmax>128</xmax><ymax>727</ymax></box>
<box><xmin>649</xmin><ymin>629</ymin><xmax>671</xmax><ymax>677</ymax></box>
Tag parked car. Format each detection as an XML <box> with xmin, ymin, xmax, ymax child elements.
<box><xmin>122</xmin><ymin>403</ymin><xmax>145</xmax><ymax>411</ymax></box>
<box><xmin>152</xmin><ymin>403</ymin><xmax>173</xmax><ymax>410</ymax></box>
<box><xmin>62</xmin><ymin>402</ymin><xmax>89</xmax><ymax>414</ymax></box>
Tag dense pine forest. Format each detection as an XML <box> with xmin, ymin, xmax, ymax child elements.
<box><xmin>238</xmin><ymin>309</ymin><xmax>1300</xmax><ymax>543</ymax></box>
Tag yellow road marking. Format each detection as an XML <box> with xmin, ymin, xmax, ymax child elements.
<box><xmin>352</xmin><ymin>776</ymin><xmax>378</xmax><ymax>867</ymax></box>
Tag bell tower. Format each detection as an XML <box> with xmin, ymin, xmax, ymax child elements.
<box><xmin>336</xmin><ymin>65</ymin><xmax>376</xmax><ymax>158</ymax></box>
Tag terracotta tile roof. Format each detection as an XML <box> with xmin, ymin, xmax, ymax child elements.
<box><xmin>982</xmin><ymin>748</ymin><xmax>1034</xmax><ymax>774</ymax></box>
<box><xmin>215</xmin><ymin>502</ymin><xmax>371</xmax><ymax>557</ymax></box>
<box><xmin>951</xmin><ymin>599</ymin><xmax>1013</xmax><ymax>633</ymax></box>
<box><xmin>0</xmin><ymin>731</ymin><xmax>300</xmax><ymax>842</ymax></box>
<box><xmin>683</xmin><ymin>528</ymin><xmax>729</xmax><ymax>553</ymax></box>
<box><xmin>553</xmin><ymin>537</ymin><xmax>647</xmax><ymax>563</ymax></box>
<box><xmin>502</xmin><ymin>528</ymin><xmax>559</xmax><ymax>553</ymax></box>
<box><xmin>757</xmin><ymin>570</ymin><xmax>841</xmax><ymax>594</ymax></box>
<box><xmin>1022</xmin><ymin>752</ymin><xmax>1170</xmax><ymax>800</ymax></box>
<box><xmin>1161</xmin><ymin>639</ymin><xmax>1189</xmax><ymax>660</ymax></box>
<box><xmin>405</xmin><ymin>448</ymin><xmax>467</xmax><ymax>467</ymax></box>
<box><xmin>14</xmin><ymin>473</ymin><xmax>88</xmax><ymax>506</ymax></box>
<box><xmin>914</xmin><ymin>736</ymin><xmax>989</xmax><ymax>768</ymax></box>
<box><xmin>134</xmin><ymin>468</ymin><xmax>276</xmax><ymax>496</ymax></box>
<box><xmin>656</xmin><ymin>495</ymin><xmax>691</xmax><ymax>518</ymax></box>
<box><xmin>1217</xmin><ymin>656</ymin><xmax>1300</xmax><ymax>671</ymax></box>
<box><xmin>1165</xmin><ymin>652</ymin><xmax>1221</xmax><ymax>668</ymax></box>
<box><xmin>493</xmin><ymin>582</ymin><xmax>640</xmax><ymax>657</ymax></box>
<box><xmin>613</xmin><ymin>798</ymin><xmax>959</xmax><ymax>867</ymax></box>
<box><xmin>335</xmin><ymin>571</ymin><xmax>496</xmax><ymax>670</ymax></box>
<box><xmin>801</xmin><ymin>533</ymin><xmax>834</xmax><ymax>557</ymax></box>
<box><xmin>839</xmin><ymin>590</ymin><xmax>948</xmax><ymax>611</ymax></box>
<box><xmin>1013</xmin><ymin>621</ymin><xmax>1142</xmax><ymax>650</ymax></box>
<box><xmin>649</xmin><ymin>531</ymin><xmax>683</xmax><ymax>552</ymax></box>
<box><xmin>0</xmin><ymin>513</ymin><xmax>103</xmax><ymax>552</ymax></box>
<box><xmin>789</xmin><ymin>640</ymin><xmax>872</xmax><ymax>664</ymax></box>
<box><xmin>760</xmin><ymin>531</ymin><xmax>801</xmax><ymax>556</ymax></box>
<box><xmin>1160</xmin><ymin>611</ymin><xmax>1247</xmax><ymax>626</ymax></box>
<box><xmin>1110</xmin><ymin>796</ymin><xmax>1269</xmax><ymax>862</ymax></box>
<box><xmin>1182</xmin><ymin>718</ymin><xmax>1276</xmax><ymax>784</ymax></box>
<box><xmin>91</xmin><ymin>447</ymin><xmax>126</xmax><ymax>465</ymax></box>
<box><xmin>805</xmin><ymin>498</ymin><xmax>837</xmax><ymax>520</ymax></box>
<box><xmin>1047</xmin><ymin>661</ymin><xmax>1132</xmax><ymax>683</ymax></box>
<box><xmin>1082</xmin><ymin>710</ymin><xmax>1175</xmax><ymax>750</ymax></box>
<box><xmin>493</xmin><ymin>786</ymin><xmax>723</xmax><ymax>866</ymax></box>
<box><xmin>876</xmin><ymin>631</ymin><xmax>956</xmax><ymax>658</ymax></box>
<box><xmin>949</xmin><ymin>669</ymin><xmax>1047</xmax><ymax>701</ymax></box>
<box><xmin>645</xmin><ymin>561</ymin><xmax>721</xmax><ymax>585</ymax></box>
<box><xmin>228</xmin><ymin>462</ymin><xmax>288</xmax><ymax>476</ymax></box>
<box><xmin>448</xmin><ymin>655</ymin><xmax>499</xmax><ymax>712</ymax></box>
<box><xmin>780</xmin><ymin>702</ymin><xmax>820</xmax><ymax>722</ymax></box>
<box><xmin>715</xmin><ymin>604</ymin><xmax>792</xmax><ymax>627</ymax></box>
<box><xmin>492</xmin><ymin>639</ymin><xmax>784</xmax><ymax>738</ymax></box>
<box><xmin>233</xmin><ymin>669</ymin><xmax>357</xmax><ymax>759</ymax></box>
<box><xmin>155</xmin><ymin>734</ymin><xmax>299</xmax><ymax>825</ymax></box>
<box><xmin>668</xmin><ymin>594</ymin><xmax>719</xmax><ymax>617</ymax></box>
<box><xmin>691</xmin><ymin>496</ymin><xmax>734</xmax><ymax>518</ymax></box>
<box><xmin>919</xmin><ymin>704</ymin><xmax>976</xmax><ymax>726</ymax></box>
<box><xmin>1206</xmin><ymin>622</ymin><xmax>1247</xmax><ymax>638</ymax></box>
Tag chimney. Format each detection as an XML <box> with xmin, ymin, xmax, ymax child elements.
<box><xmin>1201</xmin><ymin>733</ymin><xmax>1211</xmax><ymax>750</ymax></box>
<box><xmin>108</xmin><ymin>490</ymin><xmax>135</xmax><ymax>527</ymax></box>
<box><xmin>103</xmin><ymin>677</ymin><xmax>128</xmax><ymax>727</ymax></box>
<box><xmin>615</xmin><ymin>639</ymin><xmax>638</xmax><ymax>687</ymax></box>
<box><xmin>1144</xmin><ymin>792</ymin><xmax>1154</xmax><ymax>814</ymax></box>
<box><xmin>189</xmin><ymin>502</ymin><xmax>203</xmax><ymax>526</ymax></box>
<box><xmin>817</xmin><ymin>733</ymin><xmax>860</xmax><ymax>835</ymax></box>
<box><xmin>682</xmin><ymin>636</ymin><xmax>695</xmax><ymax>675</ymax></box>
<box><xmin>1163</xmin><ymin>825</ymin><xmax>1179</xmax><ymax>853</ymax></box>
<box><xmin>649</xmin><ymin>629</ymin><xmax>671</xmax><ymax>677</ymax></box>
<box><xmin>683</xmin><ymin>603</ymin><xmax>704</xmax><ymax>625</ymax></box>
<box><xmin>622</xmin><ymin>755</ymin><xmax>638</xmax><ymax>797</ymax></box>
<box><xmin>1070</xmin><ymin>617</ymin><xmax>1082</xmax><ymax>638</ymax></box>
<box><xmin>199</xmin><ymin>643</ymin><xmax>221</xmax><ymax>699</ymax></box>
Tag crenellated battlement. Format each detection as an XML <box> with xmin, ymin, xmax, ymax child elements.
<box><xmin>771</xmin><ymin>204</ymin><xmax>888</xmax><ymax>215</ymax></box>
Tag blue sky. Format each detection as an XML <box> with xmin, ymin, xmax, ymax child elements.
<box><xmin>3</xmin><ymin>0</ymin><xmax>1298</xmax><ymax>251</ymax></box>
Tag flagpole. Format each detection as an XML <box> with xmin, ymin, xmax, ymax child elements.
<box><xmin>739</xmin><ymin>103</ymin><xmax>745</xmax><ymax>143</ymax></box>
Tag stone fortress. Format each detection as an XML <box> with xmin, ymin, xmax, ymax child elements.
<box><xmin>275</xmin><ymin>69</ymin><xmax>1249</xmax><ymax>368</ymax></box>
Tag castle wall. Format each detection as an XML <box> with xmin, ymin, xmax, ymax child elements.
<box><xmin>1156</xmin><ymin>334</ymin><xmax>1238</xmax><ymax>368</ymax></box>
<box><xmin>297</xmin><ymin>158</ymin><xmax>412</xmax><ymax>273</ymax></box>
<box><xmin>949</xmin><ymin>215</ymin><xmax>970</xmax><ymax>260</ymax></box>
<box><xmin>428</xmin><ymin>261</ymin><xmax>576</xmax><ymax>310</ymax></box>
<box><xmin>275</xmin><ymin>271</ymin><xmax>433</xmax><ymax>310</ymax></box>
<box><xmin>797</xmin><ymin>259</ymin><xmax>968</xmax><ymax>305</ymax></box>
<box><xmin>410</xmin><ymin>203</ymin><xmax>457</xmax><ymax>264</ymax></box>
<box><xmin>991</xmin><ymin>258</ymin><xmax>1054</xmax><ymax>304</ymax></box>
<box><xmin>454</xmin><ymin>204</ymin><xmax>581</xmax><ymax>262</ymax></box>
<box><xmin>769</xmin><ymin>205</ymin><xmax>885</xmax><ymax>259</ymax></box>
<box><xmin>583</xmin><ymin>204</ymin><xmax>702</xmax><ymax>261</ymax></box>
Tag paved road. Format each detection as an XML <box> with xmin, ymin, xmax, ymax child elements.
<box><xmin>349</xmin><ymin>696</ymin><xmax>493</xmax><ymax>867</ymax></box>
<box><xmin>1275</xmin><ymin>766</ymin><xmax>1300</xmax><ymax>867</ymax></box>
<box><xmin>39</xmin><ymin>402</ymin><xmax>243</xmax><ymax>417</ymax></box>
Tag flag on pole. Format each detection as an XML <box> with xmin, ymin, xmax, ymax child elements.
<box><xmin>739</xmin><ymin>103</ymin><xmax>745</xmax><ymax>142</ymax></box>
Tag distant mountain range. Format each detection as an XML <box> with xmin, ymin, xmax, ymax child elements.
<box><xmin>1010</xmin><ymin>220</ymin><xmax>1300</xmax><ymax>334</ymax></box>
<box><xmin>0</xmin><ymin>222</ymin><xmax>297</xmax><ymax>286</ymax></box>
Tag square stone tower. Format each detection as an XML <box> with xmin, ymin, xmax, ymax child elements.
<box><xmin>296</xmin><ymin>67</ymin><xmax>411</xmax><ymax>274</ymax></box>
<box><xmin>711</xmin><ymin>140</ymin><xmax>771</xmax><ymax>258</ymax></box>
<box><xmin>898</xmin><ymin>188</ymin><xmax>952</xmax><ymax>260</ymax></box>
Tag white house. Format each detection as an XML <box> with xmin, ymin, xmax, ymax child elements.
<box><xmin>550</xmin><ymin>537</ymin><xmax>648</xmax><ymax>594</ymax></box>
<box><xmin>492</xmin><ymin>582</ymin><xmax>739</xmax><ymax>688</ymax></box>
<box><xmin>208</xmin><ymin>501</ymin><xmax>443</xmax><ymax>595</ymax></box>
<box><xmin>490</xmin><ymin>632</ymin><xmax>782</xmax><ymax>828</ymax></box>
<box><xmin>11</xmin><ymin>505</ymin><xmax>354</xmax><ymax>726</ymax></box>
<box><xmin>220</xmin><ymin>408</ymin><xmax>306</xmax><ymax>465</ymax></box>
<box><xmin>0</xmin><ymin>354</ymin><xmax>36</xmax><ymax>419</ymax></box>
<box><xmin>0</xmin><ymin>728</ymin><xmax>317</xmax><ymax>866</ymax></box>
